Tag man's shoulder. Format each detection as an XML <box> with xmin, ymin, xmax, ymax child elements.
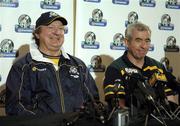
<box><xmin>67</xmin><ymin>54</ymin><xmax>86</xmax><ymax>66</ymax></box>
<box><xmin>146</xmin><ymin>56</ymin><xmax>163</xmax><ymax>67</ymax></box>
<box><xmin>109</xmin><ymin>57</ymin><xmax>126</xmax><ymax>70</ymax></box>
<box><xmin>13</xmin><ymin>52</ymin><xmax>32</xmax><ymax>66</ymax></box>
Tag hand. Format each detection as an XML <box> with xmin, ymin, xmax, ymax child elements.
<box><xmin>118</xmin><ymin>99</ymin><xmax>126</xmax><ymax>109</ymax></box>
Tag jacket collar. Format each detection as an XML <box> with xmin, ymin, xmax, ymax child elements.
<box><xmin>30</xmin><ymin>43</ymin><xmax>70</xmax><ymax>64</ymax></box>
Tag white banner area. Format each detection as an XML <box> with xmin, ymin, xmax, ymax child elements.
<box><xmin>0</xmin><ymin>0</ymin><xmax>180</xmax><ymax>102</ymax></box>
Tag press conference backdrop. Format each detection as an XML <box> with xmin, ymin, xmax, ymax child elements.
<box><xmin>0</xmin><ymin>0</ymin><xmax>180</xmax><ymax>103</ymax></box>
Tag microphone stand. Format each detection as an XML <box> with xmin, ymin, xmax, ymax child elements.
<box><xmin>136</xmin><ymin>80</ymin><xmax>168</xmax><ymax>126</ymax></box>
<box><xmin>171</xmin><ymin>106</ymin><xmax>180</xmax><ymax>120</ymax></box>
<box><xmin>107</xmin><ymin>96</ymin><xmax>120</xmax><ymax>121</ymax></box>
<box><xmin>107</xmin><ymin>94</ymin><xmax>129</xmax><ymax>126</ymax></box>
<box><xmin>107</xmin><ymin>79</ymin><xmax>126</xmax><ymax>121</ymax></box>
<box><xmin>146</xmin><ymin>96</ymin><xmax>168</xmax><ymax>126</ymax></box>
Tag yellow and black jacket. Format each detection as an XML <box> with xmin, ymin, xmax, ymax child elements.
<box><xmin>104</xmin><ymin>51</ymin><xmax>176</xmax><ymax>113</ymax></box>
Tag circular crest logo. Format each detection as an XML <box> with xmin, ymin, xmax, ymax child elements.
<box><xmin>161</xmin><ymin>14</ymin><xmax>171</xmax><ymax>27</ymax></box>
<box><xmin>15</xmin><ymin>14</ymin><xmax>34</xmax><ymax>33</ymax></box>
<box><xmin>88</xmin><ymin>55</ymin><xmax>105</xmax><ymax>72</ymax></box>
<box><xmin>84</xmin><ymin>31</ymin><xmax>96</xmax><ymax>45</ymax></box>
<box><xmin>110</xmin><ymin>33</ymin><xmax>126</xmax><ymax>50</ymax></box>
<box><xmin>18</xmin><ymin>14</ymin><xmax>31</xmax><ymax>28</ymax></box>
<box><xmin>92</xmin><ymin>9</ymin><xmax>103</xmax><ymax>22</ymax></box>
<box><xmin>69</xmin><ymin>66</ymin><xmax>79</xmax><ymax>78</ymax></box>
<box><xmin>158</xmin><ymin>14</ymin><xmax>174</xmax><ymax>30</ymax></box>
<box><xmin>0</xmin><ymin>39</ymin><xmax>16</xmax><ymax>57</ymax></box>
<box><xmin>89</xmin><ymin>9</ymin><xmax>107</xmax><ymax>26</ymax></box>
<box><xmin>125</xmin><ymin>11</ymin><xmax>138</xmax><ymax>27</ymax></box>
<box><xmin>164</xmin><ymin>36</ymin><xmax>179</xmax><ymax>52</ymax></box>
<box><xmin>0</xmin><ymin>39</ymin><xmax>14</xmax><ymax>53</ymax></box>
<box><xmin>81</xmin><ymin>31</ymin><xmax>100</xmax><ymax>49</ymax></box>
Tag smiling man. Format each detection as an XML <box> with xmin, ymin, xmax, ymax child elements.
<box><xmin>5</xmin><ymin>11</ymin><xmax>99</xmax><ymax>115</ymax></box>
<box><xmin>103</xmin><ymin>22</ymin><xmax>179</xmax><ymax>125</ymax></box>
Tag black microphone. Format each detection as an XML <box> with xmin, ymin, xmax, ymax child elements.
<box><xmin>149</xmin><ymin>71</ymin><xmax>167</xmax><ymax>87</ymax></box>
<box><xmin>114</xmin><ymin>79</ymin><xmax>123</xmax><ymax>94</ymax></box>
<box><xmin>110</xmin><ymin>79</ymin><xmax>124</xmax><ymax>108</ymax></box>
<box><xmin>79</xmin><ymin>80</ymin><xmax>107</xmax><ymax>124</ymax></box>
<box><xmin>149</xmin><ymin>71</ymin><xmax>168</xmax><ymax>103</ymax></box>
<box><xmin>136</xmin><ymin>80</ymin><xmax>155</xmax><ymax>103</ymax></box>
<box><xmin>149</xmin><ymin>71</ymin><xmax>174</xmax><ymax>117</ymax></box>
<box><xmin>128</xmin><ymin>72</ymin><xmax>156</xmax><ymax>103</ymax></box>
<box><xmin>130</xmin><ymin>72</ymin><xmax>146</xmax><ymax>81</ymax></box>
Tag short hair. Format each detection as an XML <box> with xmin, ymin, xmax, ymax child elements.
<box><xmin>125</xmin><ymin>22</ymin><xmax>151</xmax><ymax>41</ymax></box>
<box><xmin>32</xmin><ymin>27</ymin><xmax>41</xmax><ymax>46</ymax></box>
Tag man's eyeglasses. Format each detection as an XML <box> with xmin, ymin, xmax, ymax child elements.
<box><xmin>41</xmin><ymin>25</ymin><xmax>65</xmax><ymax>33</ymax></box>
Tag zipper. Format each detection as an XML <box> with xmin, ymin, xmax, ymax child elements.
<box><xmin>52</xmin><ymin>65</ymin><xmax>65</xmax><ymax>113</ymax></box>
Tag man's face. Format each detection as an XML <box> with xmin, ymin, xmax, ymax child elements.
<box><xmin>36</xmin><ymin>20</ymin><xmax>65</xmax><ymax>55</ymax></box>
<box><xmin>125</xmin><ymin>29</ymin><xmax>151</xmax><ymax>61</ymax></box>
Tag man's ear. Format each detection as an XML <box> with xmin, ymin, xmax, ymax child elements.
<box><xmin>124</xmin><ymin>38</ymin><xmax>128</xmax><ymax>48</ymax></box>
<box><xmin>34</xmin><ymin>32</ymin><xmax>40</xmax><ymax>39</ymax></box>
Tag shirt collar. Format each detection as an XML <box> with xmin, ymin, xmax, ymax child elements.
<box><xmin>122</xmin><ymin>50</ymin><xmax>147</xmax><ymax>69</ymax></box>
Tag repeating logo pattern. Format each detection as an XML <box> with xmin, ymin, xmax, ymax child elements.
<box><xmin>88</xmin><ymin>55</ymin><xmax>105</xmax><ymax>72</ymax></box>
<box><xmin>89</xmin><ymin>9</ymin><xmax>107</xmax><ymax>27</ymax></box>
<box><xmin>0</xmin><ymin>39</ymin><xmax>16</xmax><ymax>57</ymax></box>
<box><xmin>125</xmin><ymin>11</ymin><xmax>138</xmax><ymax>27</ymax></box>
<box><xmin>110</xmin><ymin>33</ymin><xmax>126</xmax><ymax>50</ymax></box>
<box><xmin>164</xmin><ymin>36</ymin><xmax>179</xmax><ymax>52</ymax></box>
<box><xmin>81</xmin><ymin>31</ymin><xmax>100</xmax><ymax>49</ymax></box>
<box><xmin>158</xmin><ymin>14</ymin><xmax>174</xmax><ymax>30</ymax></box>
<box><xmin>15</xmin><ymin>14</ymin><xmax>34</xmax><ymax>33</ymax></box>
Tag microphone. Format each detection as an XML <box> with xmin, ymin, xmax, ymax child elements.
<box><xmin>79</xmin><ymin>80</ymin><xmax>107</xmax><ymax>124</ymax></box>
<box><xmin>148</xmin><ymin>71</ymin><xmax>174</xmax><ymax>118</ymax></box>
<box><xmin>114</xmin><ymin>79</ymin><xmax>123</xmax><ymax>94</ymax></box>
<box><xmin>136</xmin><ymin>80</ymin><xmax>155</xmax><ymax>103</ymax></box>
<box><xmin>124</xmin><ymin>69</ymin><xmax>145</xmax><ymax>82</ymax></box>
<box><xmin>127</xmin><ymin>72</ymin><xmax>156</xmax><ymax>103</ymax></box>
<box><xmin>149</xmin><ymin>72</ymin><xmax>167</xmax><ymax>87</ymax></box>
<box><xmin>149</xmin><ymin>71</ymin><xmax>168</xmax><ymax>101</ymax></box>
<box><xmin>93</xmin><ymin>101</ymin><xmax>106</xmax><ymax>124</ymax></box>
<box><xmin>110</xmin><ymin>79</ymin><xmax>124</xmax><ymax>108</ymax></box>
